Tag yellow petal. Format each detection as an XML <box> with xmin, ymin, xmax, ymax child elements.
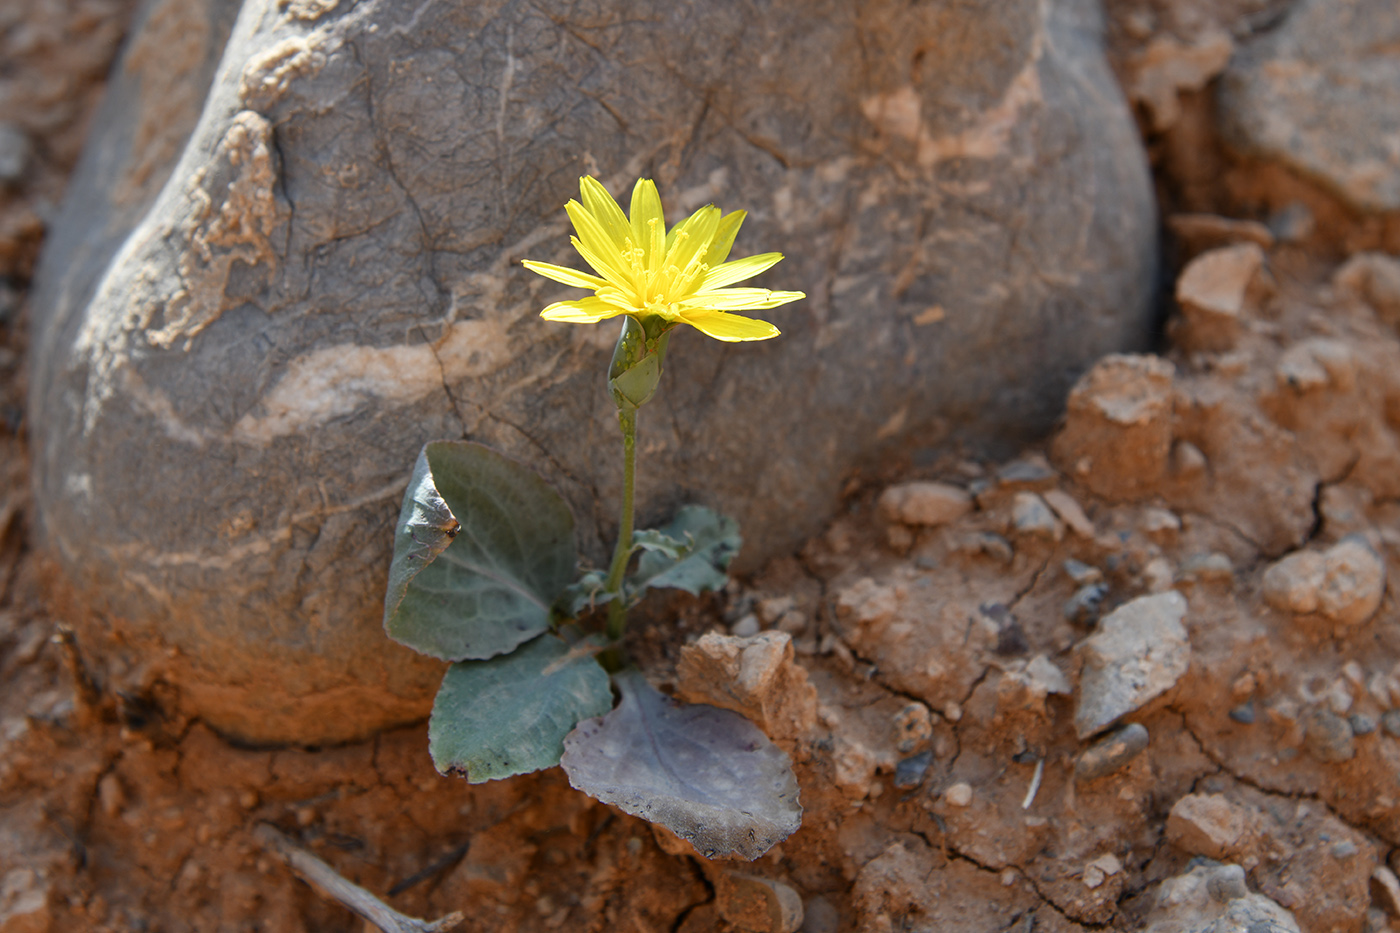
<box><xmin>699</xmin><ymin>252</ymin><xmax>784</xmax><ymax>290</ymax></box>
<box><xmin>540</xmin><ymin>297</ymin><xmax>627</xmax><ymax>323</ymax></box>
<box><xmin>569</xmin><ymin>235</ymin><xmax>631</xmax><ymax>288</ymax></box>
<box><xmin>706</xmin><ymin>210</ymin><xmax>746</xmax><ymax>266</ymax></box>
<box><xmin>664</xmin><ymin>205</ymin><xmax>721</xmax><ymax>276</ymax></box>
<box><xmin>579</xmin><ymin>177</ymin><xmax>631</xmax><ymax>249</ymax></box>
<box><xmin>678</xmin><ymin>287</ymin><xmax>806</xmax><ymax>311</ymax></box>
<box><xmin>521</xmin><ymin>259</ymin><xmax>608</xmax><ymax>290</ymax></box>
<box><xmin>565</xmin><ymin>202</ymin><xmax>630</xmax><ymax>281</ymax></box>
<box><xmin>680</xmin><ymin>310</ymin><xmax>781</xmax><ymax>342</ymax></box>
<box><xmin>629</xmin><ymin>179</ymin><xmax>664</xmax><ymax>267</ymax></box>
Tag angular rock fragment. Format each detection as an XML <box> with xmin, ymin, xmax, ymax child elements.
<box><xmin>676</xmin><ymin>631</ymin><xmax>817</xmax><ymax>742</ymax></box>
<box><xmin>1129</xmin><ymin>30</ymin><xmax>1233</xmax><ymax>132</ymax></box>
<box><xmin>1173</xmin><ymin>243</ymin><xmax>1266</xmax><ymax>352</ymax></box>
<box><xmin>1075</xmin><ymin>591</ymin><xmax>1190</xmax><ymax>738</ymax></box>
<box><xmin>1010</xmin><ymin>492</ymin><xmax>1061</xmax><ymax>540</ymax></box>
<box><xmin>1166</xmin><ymin>793</ymin><xmax>1249</xmax><ymax>860</ymax></box>
<box><xmin>1052</xmin><ymin>354</ymin><xmax>1176</xmax><ymax>500</ymax></box>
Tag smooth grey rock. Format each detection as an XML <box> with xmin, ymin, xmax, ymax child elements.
<box><xmin>1075</xmin><ymin>591</ymin><xmax>1190</xmax><ymax>738</ymax></box>
<box><xmin>1303</xmin><ymin>706</ymin><xmax>1356</xmax><ymax>763</ymax></box>
<box><xmin>1219</xmin><ymin>0</ymin><xmax>1400</xmax><ymax>212</ymax></box>
<box><xmin>1075</xmin><ymin>721</ymin><xmax>1149</xmax><ymax>782</ymax></box>
<box><xmin>28</xmin><ymin>0</ymin><xmax>1158</xmax><ymax>743</ymax></box>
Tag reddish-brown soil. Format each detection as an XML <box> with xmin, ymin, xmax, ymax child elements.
<box><xmin>6</xmin><ymin>2</ymin><xmax>1400</xmax><ymax>933</ymax></box>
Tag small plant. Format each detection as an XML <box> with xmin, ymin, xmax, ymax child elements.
<box><xmin>383</xmin><ymin>177</ymin><xmax>806</xmax><ymax>859</ymax></box>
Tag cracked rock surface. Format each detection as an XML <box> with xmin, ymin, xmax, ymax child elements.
<box><xmin>25</xmin><ymin>0</ymin><xmax>1158</xmax><ymax>744</ymax></box>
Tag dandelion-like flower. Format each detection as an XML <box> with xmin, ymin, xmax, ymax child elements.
<box><xmin>522</xmin><ymin>177</ymin><xmax>804</xmax><ymax>342</ymax></box>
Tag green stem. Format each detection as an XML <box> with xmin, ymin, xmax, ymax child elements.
<box><xmin>604</xmin><ymin>408</ymin><xmax>637</xmax><ymax>641</ymax></box>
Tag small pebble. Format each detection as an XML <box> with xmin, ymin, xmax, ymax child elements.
<box><xmin>1063</xmin><ymin>582</ymin><xmax>1109</xmax><ymax>625</ymax></box>
<box><xmin>1205</xmin><ymin>864</ymin><xmax>1249</xmax><ymax>904</ymax></box>
<box><xmin>1332</xmin><ymin>839</ymin><xmax>1358</xmax><ymax>859</ymax></box>
<box><xmin>996</xmin><ymin>456</ymin><xmax>1057</xmax><ymax>487</ymax></box>
<box><xmin>1140</xmin><ymin>507</ymin><xmax>1182</xmax><ymax>536</ymax></box>
<box><xmin>1349</xmin><ymin>713</ymin><xmax>1377</xmax><ymax>736</ymax></box>
<box><xmin>756</xmin><ymin>596</ymin><xmax>795</xmax><ymax>624</ymax></box>
<box><xmin>1303</xmin><ymin>706</ymin><xmax>1355</xmax><ymax>763</ymax></box>
<box><xmin>1171</xmin><ymin>440</ymin><xmax>1208</xmax><ymax>476</ymax></box>
<box><xmin>1381</xmin><ymin>708</ymin><xmax>1400</xmax><ymax>737</ymax></box>
<box><xmin>1012</xmin><ymin>492</ymin><xmax>1062</xmax><ymax>539</ymax></box>
<box><xmin>894</xmin><ymin>751</ymin><xmax>933</xmax><ymax>789</ymax></box>
<box><xmin>1229</xmin><ymin>701</ymin><xmax>1256</xmax><ymax>725</ymax></box>
<box><xmin>1180</xmin><ymin>552</ymin><xmax>1234</xmax><ymax>583</ymax></box>
<box><xmin>776</xmin><ymin>610</ymin><xmax>807</xmax><ymax>634</ymax></box>
<box><xmin>1063</xmin><ymin>559</ymin><xmax>1103</xmax><ymax>585</ymax></box>
<box><xmin>731</xmin><ymin>613</ymin><xmax>760</xmax><ymax>637</ymax></box>
<box><xmin>965</xmin><ymin>532</ymin><xmax>1014</xmax><ymax>564</ymax></box>
<box><xmin>945</xmin><ymin>782</ymin><xmax>973</xmax><ymax>807</ymax></box>
<box><xmin>1075</xmin><ymin>722</ymin><xmax>1150</xmax><ymax>782</ymax></box>
<box><xmin>893</xmin><ymin>703</ymin><xmax>933</xmax><ymax>755</ymax></box>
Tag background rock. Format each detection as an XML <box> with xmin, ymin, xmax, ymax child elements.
<box><xmin>27</xmin><ymin>0</ymin><xmax>1158</xmax><ymax>743</ymax></box>
<box><xmin>1218</xmin><ymin>0</ymin><xmax>1400</xmax><ymax>214</ymax></box>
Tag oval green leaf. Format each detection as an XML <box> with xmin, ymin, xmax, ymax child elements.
<box><xmin>385</xmin><ymin>441</ymin><xmax>577</xmax><ymax>661</ymax></box>
<box><xmin>429</xmin><ymin>633</ymin><xmax>614</xmax><ymax>783</ymax></box>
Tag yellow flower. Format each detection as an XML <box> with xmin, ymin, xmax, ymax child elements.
<box><xmin>522</xmin><ymin>177</ymin><xmax>804</xmax><ymax>342</ymax></box>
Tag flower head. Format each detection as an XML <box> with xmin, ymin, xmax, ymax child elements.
<box><xmin>522</xmin><ymin>177</ymin><xmax>804</xmax><ymax>342</ymax></box>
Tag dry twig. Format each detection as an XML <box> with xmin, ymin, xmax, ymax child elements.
<box><xmin>253</xmin><ymin>823</ymin><xmax>465</xmax><ymax>933</ymax></box>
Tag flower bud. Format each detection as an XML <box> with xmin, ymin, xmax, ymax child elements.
<box><xmin>608</xmin><ymin>316</ymin><xmax>663</xmax><ymax>411</ymax></box>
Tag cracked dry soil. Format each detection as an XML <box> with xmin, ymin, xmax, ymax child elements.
<box><xmin>8</xmin><ymin>252</ymin><xmax>1400</xmax><ymax>933</ymax></box>
<box><xmin>8</xmin><ymin>2</ymin><xmax>1400</xmax><ymax>933</ymax></box>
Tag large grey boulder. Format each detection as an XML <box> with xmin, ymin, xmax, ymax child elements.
<box><xmin>1219</xmin><ymin>0</ymin><xmax>1400</xmax><ymax>213</ymax></box>
<box><xmin>29</xmin><ymin>0</ymin><xmax>1157</xmax><ymax>744</ymax></box>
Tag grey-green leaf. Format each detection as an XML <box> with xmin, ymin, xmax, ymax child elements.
<box><xmin>630</xmin><ymin>528</ymin><xmax>687</xmax><ymax>560</ymax></box>
<box><xmin>629</xmin><ymin>506</ymin><xmax>740</xmax><ymax>598</ymax></box>
<box><xmin>557</xmin><ymin>570</ymin><xmax>615</xmax><ymax>618</ymax></box>
<box><xmin>560</xmin><ymin>670</ymin><xmax>802</xmax><ymax>860</ymax></box>
<box><xmin>384</xmin><ymin>441</ymin><xmax>577</xmax><ymax>661</ymax></box>
<box><xmin>429</xmin><ymin>634</ymin><xmax>614</xmax><ymax>783</ymax></box>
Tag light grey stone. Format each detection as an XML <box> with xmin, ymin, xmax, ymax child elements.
<box><xmin>1143</xmin><ymin>862</ymin><xmax>1301</xmax><ymax>933</ymax></box>
<box><xmin>28</xmin><ymin>0</ymin><xmax>1159</xmax><ymax>743</ymax></box>
<box><xmin>1262</xmin><ymin>537</ymin><xmax>1385</xmax><ymax>628</ymax></box>
<box><xmin>1074</xmin><ymin>591</ymin><xmax>1190</xmax><ymax>738</ymax></box>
